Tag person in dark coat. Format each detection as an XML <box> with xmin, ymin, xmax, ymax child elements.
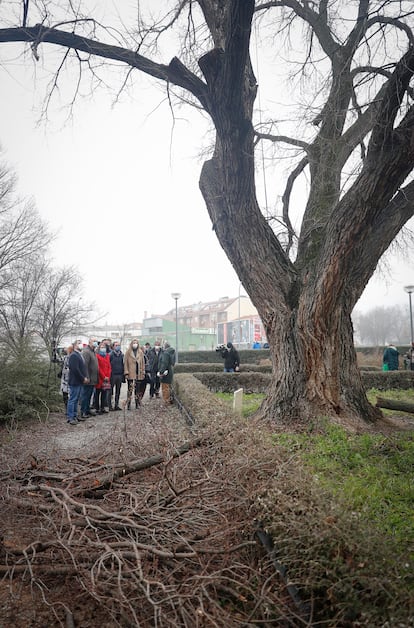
<box><xmin>147</xmin><ymin>341</ymin><xmax>162</xmax><ymax>398</ymax></box>
<box><xmin>383</xmin><ymin>343</ymin><xmax>399</xmax><ymax>371</ymax></box>
<box><xmin>157</xmin><ymin>342</ymin><xmax>176</xmax><ymax>404</ymax></box>
<box><xmin>67</xmin><ymin>340</ymin><xmax>89</xmax><ymax>425</ymax></box>
<box><xmin>80</xmin><ymin>337</ymin><xmax>99</xmax><ymax>418</ymax></box>
<box><xmin>220</xmin><ymin>342</ymin><xmax>240</xmax><ymax>373</ymax></box>
<box><xmin>110</xmin><ymin>342</ymin><xmax>124</xmax><ymax>410</ymax></box>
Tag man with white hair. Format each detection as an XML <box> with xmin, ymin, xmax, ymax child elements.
<box><xmin>67</xmin><ymin>340</ymin><xmax>89</xmax><ymax>425</ymax></box>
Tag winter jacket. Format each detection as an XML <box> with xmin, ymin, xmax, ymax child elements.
<box><xmin>82</xmin><ymin>345</ymin><xmax>99</xmax><ymax>386</ymax></box>
<box><xmin>110</xmin><ymin>350</ymin><xmax>124</xmax><ymax>377</ymax></box>
<box><xmin>220</xmin><ymin>344</ymin><xmax>240</xmax><ymax>370</ymax></box>
<box><xmin>68</xmin><ymin>350</ymin><xmax>87</xmax><ymax>386</ymax></box>
<box><xmin>124</xmin><ymin>344</ymin><xmax>145</xmax><ymax>381</ymax></box>
<box><xmin>96</xmin><ymin>352</ymin><xmax>112</xmax><ymax>389</ymax></box>
<box><xmin>148</xmin><ymin>347</ymin><xmax>162</xmax><ymax>375</ymax></box>
<box><xmin>158</xmin><ymin>347</ymin><xmax>176</xmax><ymax>384</ymax></box>
<box><xmin>383</xmin><ymin>345</ymin><xmax>399</xmax><ymax>371</ymax></box>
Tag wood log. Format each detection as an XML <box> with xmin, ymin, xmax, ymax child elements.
<box><xmin>72</xmin><ymin>436</ymin><xmax>208</xmax><ymax>495</ymax></box>
<box><xmin>376</xmin><ymin>397</ymin><xmax>414</xmax><ymax>413</ymax></box>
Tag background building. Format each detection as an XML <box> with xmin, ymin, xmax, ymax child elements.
<box><xmin>62</xmin><ymin>295</ymin><xmax>267</xmax><ymax>351</ymax></box>
<box><xmin>140</xmin><ymin>295</ymin><xmax>266</xmax><ymax>350</ymax></box>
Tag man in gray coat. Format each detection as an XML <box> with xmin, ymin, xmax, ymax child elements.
<box><xmin>80</xmin><ymin>337</ymin><xmax>99</xmax><ymax>417</ymax></box>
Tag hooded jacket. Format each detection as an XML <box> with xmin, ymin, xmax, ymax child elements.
<box><xmin>220</xmin><ymin>343</ymin><xmax>240</xmax><ymax>370</ymax></box>
<box><xmin>158</xmin><ymin>346</ymin><xmax>176</xmax><ymax>384</ymax></box>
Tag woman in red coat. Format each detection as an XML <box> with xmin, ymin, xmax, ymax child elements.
<box><xmin>95</xmin><ymin>342</ymin><xmax>112</xmax><ymax>414</ymax></box>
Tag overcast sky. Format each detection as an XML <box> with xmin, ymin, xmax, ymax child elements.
<box><xmin>0</xmin><ymin>2</ymin><xmax>413</xmax><ymax>324</ymax></box>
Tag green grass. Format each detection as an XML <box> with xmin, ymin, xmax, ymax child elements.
<box><xmin>274</xmin><ymin>423</ymin><xmax>414</xmax><ymax>545</ymax></box>
<box><xmin>215</xmin><ymin>391</ymin><xmax>263</xmax><ymax>417</ymax></box>
<box><xmin>216</xmin><ymin>388</ymin><xmax>414</xmax><ymax>546</ymax></box>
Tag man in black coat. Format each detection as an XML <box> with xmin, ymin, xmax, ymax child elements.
<box><xmin>148</xmin><ymin>341</ymin><xmax>162</xmax><ymax>398</ymax></box>
<box><xmin>220</xmin><ymin>342</ymin><xmax>240</xmax><ymax>373</ymax></box>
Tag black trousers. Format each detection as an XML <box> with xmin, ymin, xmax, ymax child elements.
<box><xmin>149</xmin><ymin>373</ymin><xmax>160</xmax><ymax>397</ymax></box>
<box><xmin>110</xmin><ymin>374</ymin><xmax>123</xmax><ymax>408</ymax></box>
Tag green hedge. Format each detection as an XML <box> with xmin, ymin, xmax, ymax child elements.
<box><xmin>176</xmin><ymin>370</ymin><xmax>414</xmax><ymax>395</ymax></box>
<box><xmin>174</xmin><ymin>362</ymin><xmax>272</xmax><ymax>374</ymax></box>
<box><xmin>178</xmin><ymin>347</ymin><xmax>412</xmax><ymax>365</ymax></box>
<box><xmin>178</xmin><ymin>349</ymin><xmax>270</xmax><ymax>365</ymax></box>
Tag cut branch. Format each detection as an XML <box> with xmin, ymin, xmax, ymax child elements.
<box><xmin>376</xmin><ymin>397</ymin><xmax>414</xmax><ymax>413</ymax></box>
<box><xmin>71</xmin><ymin>436</ymin><xmax>207</xmax><ymax>494</ymax></box>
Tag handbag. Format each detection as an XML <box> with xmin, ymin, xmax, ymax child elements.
<box><xmin>101</xmin><ymin>379</ymin><xmax>111</xmax><ymax>390</ymax></box>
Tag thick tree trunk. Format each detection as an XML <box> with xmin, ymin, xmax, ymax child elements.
<box><xmin>261</xmin><ymin>303</ymin><xmax>381</xmax><ymax>423</ymax></box>
<box><xmin>199</xmin><ymin>151</ymin><xmax>381</xmax><ymax>425</ymax></box>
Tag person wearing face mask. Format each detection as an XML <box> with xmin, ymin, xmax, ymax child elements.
<box><xmin>147</xmin><ymin>341</ymin><xmax>162</xmax><ymax>399</ymax></box>
<box><xmin>124</xmin><ymin>338</ymin><xmax>145</xmax><ymax>410</ymax></box>
<box><xmin>80</xmin><ymin>337</ymin><xmax>99</xmax><ymax>419</ymax></box>
<box><xmin>95</xmin><ymin>342</ymin><xmax>112</xmax><ymax>414</ymax></box>
<box><xmin>109</xmin><ymin>341</ymin><xmax>124</xmax><ymax>411</ymax></box>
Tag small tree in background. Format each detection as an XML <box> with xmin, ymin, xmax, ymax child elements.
<box><xmin>35</xmin><ymin>265</ymin><xmax>94</xmax><ymax>361</ymax></box>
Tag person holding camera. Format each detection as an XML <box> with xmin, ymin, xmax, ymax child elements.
<box><xmin>218</xmin><ymin>342</ymin><xmax>240</xmax><ymax>373</ymax></box>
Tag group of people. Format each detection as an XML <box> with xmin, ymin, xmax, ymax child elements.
<box><xmin>60</xmin><ymin>338</ymin><xmax>176</xmax><ymax>425</ymax></box>
<box><xmin>382</xmin><ymin>341</ymin><xmax>414</xmax><ymax>371</ymax></box>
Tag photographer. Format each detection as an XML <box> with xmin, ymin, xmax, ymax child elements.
<box><xmin>217</xmin><ymin>341</ymin><xmax>240</xmax><ymax>373</ymax></box>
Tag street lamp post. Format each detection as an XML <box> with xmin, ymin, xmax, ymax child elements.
<box><xmin>171</xmin><ymin>292</ymin><xmax>181</xmax><ymax>363</ymax></box>
<box><xmin>404</xmin><ymin>285</ymin><xmax>414</xmax><ymax>345</ymax></box>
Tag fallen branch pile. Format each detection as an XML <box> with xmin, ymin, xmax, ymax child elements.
<box><xmin>0</xmin><ymin>410</ymin><xmax>310</xmax><ymax>627</ymax></box>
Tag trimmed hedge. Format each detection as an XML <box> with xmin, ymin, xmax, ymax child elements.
<box><xmin>173</xmin><ymin>373</ymin><xmax>234</xmax><ymax>428</ymax></box>
<box><xmin>360</xmin><ymin>369</ymin><xmax>414</xmax><ymax>390</ymax></box>
<box><xmin>175</xmin><ymin>369</ymin><xmax>414</xmax><ymax>395</ymax></box>
<box><xmin>174</xmin><ymin>362</ymin><xmax>272</xmax><ymax>374</ymax></box>
<box><xmin>178</xmin><ymin>350</ymin><xmax>270</xmax><ymax>365</ymax></box>
<box><xmin>178</xmin><ymin>346</ymin><xmax>412</xmax><ymax>367</ymax></box>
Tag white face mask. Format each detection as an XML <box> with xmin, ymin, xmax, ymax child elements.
<box><xmin>132</xmin><ymin>343</ymin><xmax>138</xmax><ymax>349</ymax></box>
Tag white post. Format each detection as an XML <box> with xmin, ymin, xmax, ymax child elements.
<box><xmin>233</xmin><ymin>388</ymin><xmax>243</xmax><ymax>414</ymax></box>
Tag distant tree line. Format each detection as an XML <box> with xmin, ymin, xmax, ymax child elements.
<box><xmin>353</xmin><ymin>306</ymin><xmax>411</xmax><ymax>347</ymax></box>
<box><xmin>0</xmin><ymin>151</ymin><xmax>95</xmax><ymax>422</ymax></box>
